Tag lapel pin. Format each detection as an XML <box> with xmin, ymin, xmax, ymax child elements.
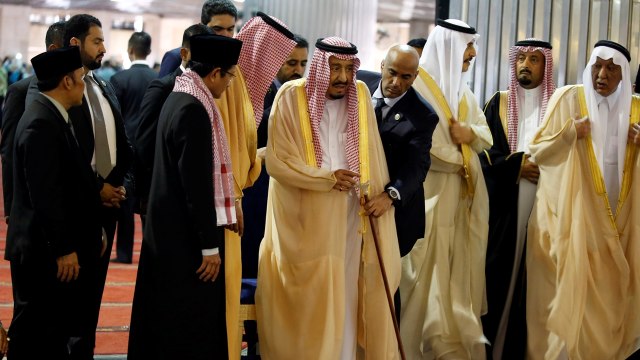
<box><xmin>101</xmin><ymin>80</ymin><xmax>106</xmax><ymax>87</ymax></box>
<box><xmin>394</xmin><ymin>113</ymin><xmax>401</xmax><ymax>121</ymax></box>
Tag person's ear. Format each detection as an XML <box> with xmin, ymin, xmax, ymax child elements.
<box><xmin>212</xmin><ymin>67</ymin><xmax>222</xmax><ymax>79</ymax></box>
<box><xmin>179</xmin><ymin>47</ymin><xmax>188</xmax><ymax>62</ymax></box>
<box><xmin>70</xmin><ymin>37</ymin><xmax>81</xmax><ymax>47</ymax></box>
<box><xmin>63</xmin><ymin>75</ymin><xmax>74</xmax><ymax>90</ymax></box>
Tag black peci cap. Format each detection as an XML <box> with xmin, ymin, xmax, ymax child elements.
<box><xmin>190</xmin><ymin>34</ymin><xmax>243</xmax><ymax>66</ymax></box>
<box><xmin>31</xmin><ymin>46</ymin><xmax>82</xmax><ymax>82</ymax></box>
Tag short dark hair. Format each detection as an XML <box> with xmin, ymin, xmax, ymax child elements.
<box><xmin>293</xmin><ymin>34</ymin><xmax>308</xmax><ymax>49</ymax></box>
<box><xmin>64</xmin><ymin>14</ymin><xmax>102</xmax><ymax>46</ymax></box>
<box><xmin>37</xmin><ymin>70</ymin><xmax>74</xmax><ymax>92</ymax></box>
<box><xmin>201</xmin><ymin>0</ymin><xmax>237</xmax><ymax>24</ymax></box>
<box><xmin>182</xmin><ymin>24</ymin><xmax>214</xmax><ymax>48</ymax></box>
<box><xmin>189</xmin><ymin>61</ymin><xmax>233</xmax><ymax>78</ymax></box>
<box><xmin>407</xmin><ymin>38</ymin><xmax>427</xmax><ymax>49</ymax></box>
<box><xmin>128</xmin><ymin>31</ymin><xmax>152</xmax><ymax>58</ymax></box>
<box><xmin>45</xmin><ymin>21</ymin><xmax>66</xmax><ymax>48</ymax></box>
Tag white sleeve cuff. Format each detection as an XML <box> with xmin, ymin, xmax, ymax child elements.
<box><xmin>201</xmin><ymin>248</ymin><xmax>219</xmax><ymax>256</ymax></box>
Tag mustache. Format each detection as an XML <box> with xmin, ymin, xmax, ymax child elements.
<box><xmin>519</xmin><ymin>68</ymin><xmax>531</xmax><ymax>75</ymax></box>
<box><xmin>332</xmin><ymin>81</ymin><xmax>348</xmax><ymax>86</ymax></box>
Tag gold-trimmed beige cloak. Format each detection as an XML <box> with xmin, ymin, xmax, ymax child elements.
<box><xmin>400</xmin><ymin>71</ymin><xmax>492</xmax><ymax>360</ymax></box>
<box><xmin>526</xmin><ymin>84</ymin><xmax>640</xmax><ymax>360</ymax></box>
<box><xmin>215</xmin><ymin>67</ymin><xmax>262</xmax><ymax>360</ymax></box>
<box><xmin>255</xmin><ymin>78</ymin><xmax>401</xmax><ymax>359</ymax></box>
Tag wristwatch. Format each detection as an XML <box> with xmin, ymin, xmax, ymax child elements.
<box><xmin>386</xmin><ymin>187</ymin><xmax>400</xmax><ymax>200</ymax></box>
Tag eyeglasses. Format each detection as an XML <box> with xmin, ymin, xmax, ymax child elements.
<box><xmin>225</xmin><ymin>70</ymin><xmax>237</xmax><ymax>78</ymax></box>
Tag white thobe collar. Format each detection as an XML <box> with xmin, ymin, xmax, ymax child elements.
<box><xmin>516</xmin><ymin>86</ymin><xmax>542</xmax><ymax>153</ymax></box>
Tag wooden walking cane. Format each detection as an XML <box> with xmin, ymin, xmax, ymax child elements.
<box><xmin>361</xmin><ymin>184</ymin><xmax>407</xmax><ymax>360</ymax></box>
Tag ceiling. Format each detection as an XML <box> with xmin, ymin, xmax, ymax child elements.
<box><xmin>0</xmin><ymin>0</ymin><xmax>436</xmax><ymax>22</ymax></box>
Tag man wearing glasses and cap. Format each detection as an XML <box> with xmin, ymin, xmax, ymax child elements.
<box><xmin>128</xmin><ymin>34</ymin><xmax>243</xmax><ymax>360</ymax></box>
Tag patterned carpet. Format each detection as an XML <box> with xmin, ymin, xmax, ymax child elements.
<box><xmin>0</xmin><ymin>198</ymin><xmax>140</xmax><ymax>356</ymax></box>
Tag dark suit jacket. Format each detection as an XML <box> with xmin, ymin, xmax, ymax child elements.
<box><xmin>158</xmin><ymin>48</ymin><xmax>181</xmax><ymax>78</ymax></box>
<box><xmin>1</xmin><ymin>77</ymin><xmax>34</xmax><ymax>218</ymax></box>
<box><xmin>0</xmin><ymin>76</ymin><xmax>42</xmax><ymax>218</ymax></box>
<box><xmin>109</xmin><ymin>64</ymin><xmax>158</xmax><ymax>141</ymax></box>
<box><xmin>68</xmin><ymin>72</ymin><xmax>132</xmax><ymax>196</ymax></box>
<box><xmin>257</xmin><ymin>81</ymin><xmax>278</xmax><ymax>148</ymax></box>
<box><xmin>357</xmin><ymin>70</ymin><xmax>439</xmax><ymax>256</ymax></box>
<box><xmin>6</xmin><ymin>94</ymin><xmax>102</xmax><ymax>263</ymax></box>
<box><xmin>134</xmin><ymin>67</ymin><xmax>183</xmax><ymax>206</ymax></box>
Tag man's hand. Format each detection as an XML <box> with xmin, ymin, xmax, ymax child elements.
<box><xmin>56</xmin><ymin>252</ymin><xmax>80</xmax><ymax>282</ymax></box>
<box><xmin>333</xmin><ymin>169</ymin><xmax>360</xmax><ymax>192</ymax></box>
<box><xmin>225</xmin><ymin>200</ymin><xmax>244</xmax><ymax>237</ymax></box>
<box><xmin>0</xmin><ymin>325</ymin><xmax>7</xmax><ymax>357</ymax></box>
<box><xmin>520</xmin><ymin>155</ymin><xmax>540</xmax><ymax>184</ymax></box>
<box><xmin>364</xmin><ymin>191</ymin><xmax>393</xmax><ymax>217</ymax></box>
<box><xmin>574</xmin><ymin>116</ymin><xmax>591</xmax><ymax>140</ymax></box>
<box><xmin>196</xmin><ymin>254</ymin><xmax>222</xmax><ymax>282</ymax></box>
<box><xmin>628</xmin><ymin>123</ymin><xmax>640</xmax><ymax>145</ymax></box>
<box><xmin>100</xmin><ymin>184</ymin><xmax>126</xmax><ymax>208</ymax></box>
<box><xmin>450</xmin><ymin>118</ymin><xmax>476</xmax><ymax>145</ymax></box>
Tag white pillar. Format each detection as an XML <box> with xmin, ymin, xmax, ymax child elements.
<box><xmin>243</xmin><ymin>0</ymin><xmax>379</xmax><ymax>69</ymax></box>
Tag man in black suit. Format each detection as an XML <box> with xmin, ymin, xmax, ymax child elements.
<box><xmin>158</xmin><ymin>0</ymin><xmax>237</xmax><ymax>77</ymax></box>
<box><xmin>64</xmin><ymin>14</ymin><xmax>132</xmax><ymax>358</ymax></box>
<box><xmin>134</xmin><ymin>24</ymin><xmax>213</xmax><ymax>220</ymax></box>
<box><xmin>6</xmin><ymin>46</ymin><xmax>102</xmax><ymax>360</ymax></box>
<box><xmin>360</xmin><ymin>44</ymin><xmax>438</xmax><ymax>256</ymax></box>
<box><xmin>109</xmin><ymin>31</ymin><xmax>157</xmax><ymax>263</ymax></box>
<box><xmin>358</xmin><ymin>44</ymin><xmax>438</xmax><ymax>320</ymax></box>
<box><xmin>0</xmin><ymin>20</ymin><xmax>66</xmax><ymax>223</ymax></box>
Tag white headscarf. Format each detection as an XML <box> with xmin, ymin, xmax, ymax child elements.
<box><xmin>419</xmin><ymin>19</ymin><xmax>480</xmax><ymax>119</ymax></box>
<box><xmin>582</xmin><ymin>44</ymin><xmax>631</xmax><ymax>185</ymax></box>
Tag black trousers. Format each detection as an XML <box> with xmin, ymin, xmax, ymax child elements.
<box><xmin>68</xmin><ymin>210</ymin><xmax>118</xmax><ymax>360</ymax></box>
<box><xmin>8</xmin><ymin>259</ymin><xmax>75</xmax><ymax>360</ymax></box>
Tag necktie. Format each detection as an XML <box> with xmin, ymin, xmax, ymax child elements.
<box><xmin>374</xmin><ymin>97</ymin><xmax>386</xmax><ymax>125</ymax></box>
<box><xmin>84</xmin><ymin>75</ymin><xmax>112</xmax><ymax>178</ymax></box>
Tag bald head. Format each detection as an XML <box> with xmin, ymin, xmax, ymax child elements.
<box><xmin>380</xmin><ymin>45</ymin><xmax>420</xmax><ymax>99</ymax></box>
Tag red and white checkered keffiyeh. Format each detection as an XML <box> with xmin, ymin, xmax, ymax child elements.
<box><xmin>507</xmin><ymin>39</ymin><xmax>555</xmax><ymax>152</ymax></box>
<box><xmin>174</xmin><ymin>69</ymin><xmax>236</xmax><ymax>226</ymax></box>
<box><xmin>306</xmin><ymin>36</ymin><xmax>361</xmax><ymax>175</ymax></box>
<box><xmin>236</xmin><ymin>14</ymin><xmax>297</xmax><ymax>126</ymax></box>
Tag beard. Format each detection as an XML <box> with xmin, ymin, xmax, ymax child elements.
<box><xmin>82</xmin><ymin>51</ymin><xmax>103</xmax><ymax>70</ymax></box>
<box><xmin>517</xmin><ymin>75</ymin><xmax>532</xmax><ymax>86</ymax></box>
